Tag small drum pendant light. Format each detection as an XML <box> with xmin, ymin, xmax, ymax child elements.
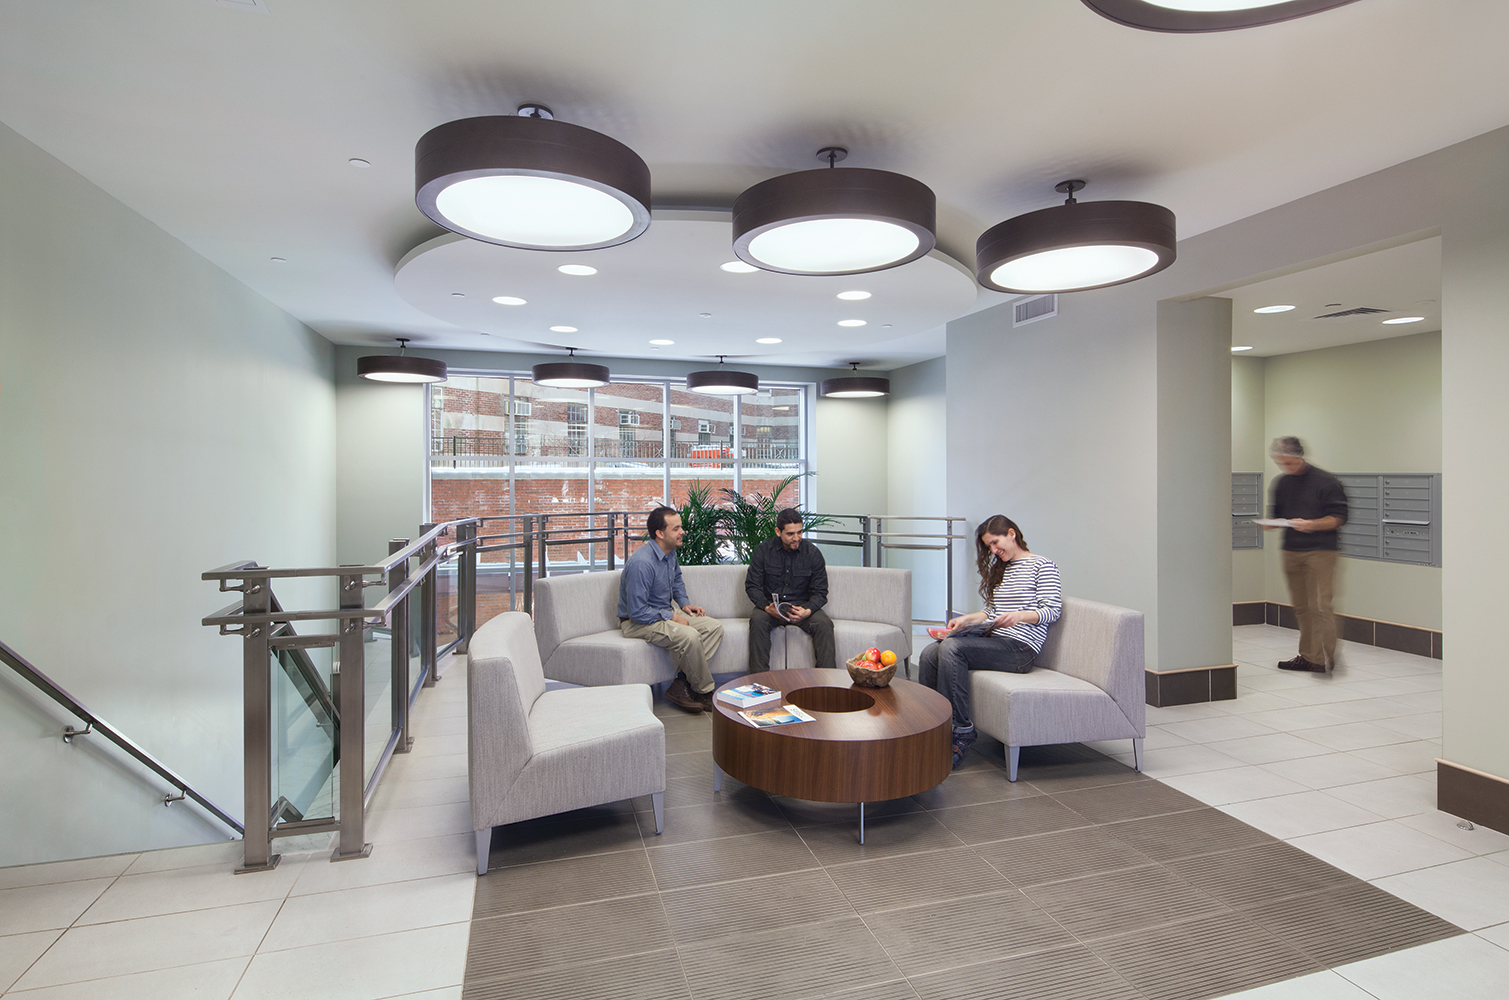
<box><xmin>531</xmin><ymin>348</ymin><xmax>611</xmax><ymax>388</ymax></box>
<box><xmin>975</xmin><ymin>180</ymin><xmax>1176</xmax><ymax>294</ymax></box>
<box><xmin>732</xmin><ymin>147</ymin><xmax>936</xmax><ymax>276</ymax></box>
<box><xmin>821</xmin><ymin>363</ymin><xmax>890</xmax><ymax>399</ymax></box>
<box><xmin>1080</xmin><ymin>0</ymin><xmax>1361</xmax><ymax>33</ymax></box>
<box><xmin>415</xmin><ymin>104</ymin><xmax>652</xmax><ymax>251</ymax></box>
<box><xmin>358</xmin><ymin>338</ymin><xmax>447</xmax><ymax>383</ymax></box>
<box><xmin>687</xmin><ymin>356</ymin><xmax>759</xmax><ymax>395</ymax></box>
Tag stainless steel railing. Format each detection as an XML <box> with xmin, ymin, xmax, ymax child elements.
<box><xmin>0</xmin><ymin>639</ymin><xmax>244</xmax><ymax>836</ymax></box>
<box><xmin>206</xmin><ymin>509</ymin><xmax>965</xmax><ymax>872</ymax></box>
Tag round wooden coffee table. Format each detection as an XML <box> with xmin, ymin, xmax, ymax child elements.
<box><xmin>711</xmin><ymin>668</ymin><xmax>952</xmax><ymax>842</ymax></box>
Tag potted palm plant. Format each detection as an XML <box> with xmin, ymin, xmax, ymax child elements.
<box><xmin>717</xmin><ymin>473</ymin><xmax>833</xmax><ymax>564</ymax></box>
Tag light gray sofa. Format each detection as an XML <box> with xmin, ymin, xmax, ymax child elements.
<box><xmin>532</xmin><ymin>564</ymin><xmax>911</xmax><ymax>687</ymax></box>
<box><xmin>968</xmin><ymin>597</ymin><xmax>1146</xmax><ymax>781</ymax></box>
<box><xmin>467</xmin><ymin>611</ymin><xmax>665</xmax><ymax>875</ymax></box>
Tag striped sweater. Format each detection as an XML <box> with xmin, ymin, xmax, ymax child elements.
<box><xmin>983</xmin><ymin>555</ymin><xmax>1063</xmax><ymax>653</ymax></box>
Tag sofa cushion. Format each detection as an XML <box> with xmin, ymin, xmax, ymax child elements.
<box><xmin>972</xmin><ymin>668</ymin><xmax>1140</xmax><ymax>748</ymax></box>
<box><xmin>533</xmin><ymin>570</ymin><xmax>623</xmax><ymax>664</ymax></box>
<box><xmin>772</xmin><ymin>620</ymin><xmax>906</xmax><ymax>670</ymax></box>
<box><xmin>681</xmin><ymin>565</ymin><xmax>757</xmax><ymax>619</ymax></box>
<box><xmin>1034</xmin><ymin>598</ymin><xmax>1145</xmax><ymax>735</ymax></box>
<box><xmin>485</xmin><ymin>684</ymin><xmax>664</xmax><ymax>828</ymax></box>
<box><xmin>545</xmin><ymin>631</ymin><xmax>674</xmax><ymax>687</ymax></box>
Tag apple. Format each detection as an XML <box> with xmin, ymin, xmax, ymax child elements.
<box><xmin>864</xmin><ymin>648</ymin><xmax>881</xmax><ymax>662</ymax></box>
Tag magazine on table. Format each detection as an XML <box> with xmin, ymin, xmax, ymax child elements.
<box><xmin>740</xmin><ymin>704</ymin><xmax>816</xmax><ymax>728</ymax></box>
<box><xmin>716</xmin><ymin>683</ymin><xmax>782</xmax><ymax>708</ymax></box>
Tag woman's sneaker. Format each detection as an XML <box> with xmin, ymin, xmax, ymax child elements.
<box><xmin>951</xmin><ymin>726</ymin><xmax>977</xmax><ymax>769</ymax></box>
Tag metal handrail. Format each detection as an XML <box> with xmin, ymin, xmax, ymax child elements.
<box><xmin>0</xmin><ymin>638</ymin><xmax>244</xmax><ymax>836</ymax></box>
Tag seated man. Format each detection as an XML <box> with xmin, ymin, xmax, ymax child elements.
<box><xmin>618</xmin><ymin>505</ymin><xmax>724</xmax><ymax>713</ymax></box>
<box><xmin>745</xmin><ymin>508</ymin><xmax>836</xmax><ymax>671</ymax></box>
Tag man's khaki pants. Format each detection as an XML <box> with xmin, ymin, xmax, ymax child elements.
<box><xmin>1283</xmin><ymin>549</ymin><xmax>1339</xmax><ymax>666</ymax></box>
<box><xmin>619</xmin><ymin>602</ymin><xmax>724</xmax><ymax>694</ymax></box>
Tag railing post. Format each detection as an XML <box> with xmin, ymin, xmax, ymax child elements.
<box><xmin>875</xmin><ymin>515</ymin><xmax>884</xmax><ymax>569</ymax></box>
<box><xmin>388</xmin><ymin>540</ymin><xmax>413</xmax><ymax>755</ymax></box>
<box><xmin>420</xmin><ymin>523</ymin><xmax>438</xmax><ymax>689</ymax></box>
<box><xmin>537</xmin><ymin>514</ymin><xmax>549</xmax><ymax>580</ymax></box>
<box><xmin>522</xmin><ymin>515</ymin><xmax>534</xmax><ymax>614</ymax></box>
<box><xmin>946</xmin><ymin>517</ymin><xmax>956</xmax><ymax>622</ymax></box>
<box><xmin>457</xmin><ymin>521</ymin><xmax>477</xmax><ymax>655</ymax></box>
<box><xmin>237</xmin><ymin>573</ymin><xmax>277</xmax><ymax>873</ymax></box>
<box><xmin>333</xmin><ymin>567</ymin><xmax>372</xmax><ymax>862</ymax></box>
<box><xmin>860</xmin><ymin>516</ymin><xmax>872</xmax><ymax>568</ymax></box>
<box><xmin>606</xmin><ymin>512</ymin><xmax>616</xmax><ymax>571</ymax></box>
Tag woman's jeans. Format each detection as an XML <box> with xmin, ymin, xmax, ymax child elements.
<box><xmin>919</xmin><ymin>635</ymin><xmax>1037</xmax><ymax>730</ymax></box>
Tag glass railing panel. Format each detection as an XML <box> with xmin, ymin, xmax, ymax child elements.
<box><xmin>361</xmin><ymin>624</ymin><xmax>398</xmax><ymax>786</ymax></box>
<box><xmin>436</xmin><ymin>553</ymin><xmax>459</xmax><ymax>651</ymax></box>
<box><xmin>271</xmin><ymin>642</ymin><xmax>336</xmax><ymax>823</ymax></box>
<box><xmin>408</xmin><ymin>583</ymin><xmax>426</xmax><ymax>701</ymax></box>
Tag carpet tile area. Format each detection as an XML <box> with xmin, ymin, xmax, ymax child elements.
<box><xmin>460</xmin><ymin>703</ymin><xmax>1464</xmax><ymax>1000</ymax></box>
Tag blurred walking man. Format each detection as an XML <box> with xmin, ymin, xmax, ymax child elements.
<box><xmin>1264</xmin><ymin>437</ymin><xmax>1348</xmax><ymax>672</ymax></box>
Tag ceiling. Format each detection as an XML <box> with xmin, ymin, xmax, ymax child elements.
<box><xmin>1</xmin><ymin>1</ymin><xmax>1504</xmax><ymax>370</ymax></box>
<box><xmin>1220</xmin><ymin>237</ymin><xmax>1441</xmax><ymax>357</ymax></box>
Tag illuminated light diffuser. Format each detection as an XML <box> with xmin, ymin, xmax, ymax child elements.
<box><xmin>358</xmin><ymin>338</ymin><xmax>447</xmax><ymax>384</ymax></box>
<box><xmin>1080</xmin><ymin>0</ymin><xmax>1360</xmax><ymax>32</ymax></box>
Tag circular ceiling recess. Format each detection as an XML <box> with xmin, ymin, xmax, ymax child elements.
<box><xmin>1080</xmin><ymin>0</ymin><xmax>1361</xmax><ymax>32</ymax></box>
<box><xmin>414</xmin><ymin>115</ymin><xmax>651</xmax><ymax>251</ymax></box>
<box><xmin>395</xmin><ymin>212</ymin><xmax>977</xmax><ymax>360</ymax></box>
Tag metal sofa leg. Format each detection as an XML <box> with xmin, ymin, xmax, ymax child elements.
<box><xmin>1007</xmin><ymin>746</ymin><xmax>1021</xmax><ymax>782</ymax></box>
<box><xmin>1133</xmin><ymin>737</ymin><xmax>1145</xmax><ymax>773</ymax></box>
<box><xmin>652</xmin><ymin>791</ymin><xmax>664</xmax><ymax>835</ymax></box>
<box><xmin>475</xmin><ymin>828</ymin><xmax>491</xmax><ymax>876</ymax></box>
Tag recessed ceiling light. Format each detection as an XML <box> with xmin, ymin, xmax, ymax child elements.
<box><xmin>976</xmin><ymin>180</ymin><xmax>1175</xmax><ymax>294</ymax></box>
<box><xmin>492</xmin><ymin>295</ymin><xmax>527</xmax><ymax>306</ymax></box>
<box><xmin>550</xmin><ymin>325</ymin><xmax>579</xmax><ymax>333</ymax></box>
<box><xmin>649</xmin><ymin>339</ymin><xmax>675</xmax><ymax>345</ymax></box>
<box><xmin>415</xmin><ymin>106</ymin><xmax>651</xmax><ymax>251</ymax></box>
<box><xmin>1080</xmin><ymin>0</ymin><xmax>1359</xmax><ymax>33</ymax></box>
<box><xmin>699</xmin><ymin>312</ymin><xmax>713</xmax><ymax>319</ymax></box>
<box><xmin>1253</xmin><ymin>305</ymin><xmax>1295</xmax><ymax>314</ymax></box>
<box><xmin>349</xmin><ymin>158</ymin><xmax>371</xmax><ymax>168</ymax></box>
<box><xmin>1382</xmin><ymin>316</ymin><xmax>1426</xmax><ymax>325</ymax></box>
<box><xmin>1231</xmin><ymin>346</ymin><xmax>1255</xmax><ymax>352</ymax></box>
<box><xmin>837</xmin><ymin>290</ymin><xmax>872</xmax><ymax>301</ymax></box>
<box><xmin>720</xmin><ymin>261</ymin><xmax>759</xmax><ymax>273</ymax></box>
<box><xmin>558</xmin><ymin>264</ymin><xmax>597</xmax><ymax>276</ymax></box>
<box><xmin>838</xmin><ymin>319</ymin><xmax>867</xmax><ymax>328</ymax></box>
<box><xmin>756</xmin><ymin>338</ymin><xmax>783</xmax><ymax>345</ymax></box>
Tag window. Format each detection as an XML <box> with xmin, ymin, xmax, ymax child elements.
<box><xmin>619</xmin><ymin>410</ymin><xmax>639</xmax><ymax>426</ymax></box>
<box><xmin>566</xmin><ymin>403</ymin><xmax>587</xmax><ymax>456</ymax></box>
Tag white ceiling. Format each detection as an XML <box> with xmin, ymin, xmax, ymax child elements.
<box><xmin>1</xmin><ymin>1</ymin><xmax>1504</xmax><ymax>369</ymax></box>
<box><xmin>1220</xmin><ymin>237</ymin><xmax>1441</xmax><ymax>357</ymax></box>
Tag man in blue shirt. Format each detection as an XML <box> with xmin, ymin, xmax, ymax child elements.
<box><xmin>618</xmin><ymin>506</ymin><xmax>725</xmax><ymax>712</ymax></box>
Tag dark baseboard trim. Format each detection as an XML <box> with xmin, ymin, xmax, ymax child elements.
<box><xmin>1146</xmin><ymin>665</ymin><xmax>1237</xmax><ymax>707</ymax></box>
<box><xmin>1236</xmin><ymin>602</ymin><xmax>1442</xmax><ymax>659</ymax></box>
<box><xmin>1438</xmin><ymin>759</ymin><xmax>1509</xmax><ymax>838</ymax></box>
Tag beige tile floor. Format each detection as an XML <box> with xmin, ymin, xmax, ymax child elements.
<box><xmin>3</xmin><ymin>629</ymin><xmax>1509</xmax><ymax>999</ymax></box>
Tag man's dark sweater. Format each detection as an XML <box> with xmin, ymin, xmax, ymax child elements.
<box><xmin>744</xmin><ymin>537</ymin><xmax>829</xmax><ymax>611</ymax></box>
<box><xmin>1270</xmin><ymin>464</ymin><xmax>1349</xmax><ymax>551</ymax></box>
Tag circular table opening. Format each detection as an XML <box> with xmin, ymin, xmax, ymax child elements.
<box><xmin>786</xmin><ymin>686</ymin><xmax>875</xmax><ymax>714</ymax></box>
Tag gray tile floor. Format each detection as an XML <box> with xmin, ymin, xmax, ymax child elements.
<box><xmin>463</xmin><ymin>700</ymin><xmax>1460</xmax><ymax>1000</ymax></box>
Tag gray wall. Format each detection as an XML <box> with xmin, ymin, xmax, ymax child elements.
<box><xmin>885</xmin><ymin>357</ymin><xmax>950</xmax><ymax>622</ymax></box>
<box><xmin>1232</xmin><ymin>355</ymin><xmax>1267</xmax><ymax>603</ymax></box>
<box><xmin>0</xmin><ymin>122</ymin><xmax>336</xmax><ymax>866</ymax></box>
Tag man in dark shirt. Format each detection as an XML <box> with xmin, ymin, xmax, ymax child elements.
<box><xmin>744</xmin><ymin>509</ymin><xmax>836</xmax><ymax>671</ymax></box>
<box><xmin>1264</xmin><ymin>436</ymin><xmax>1348</xmax><ymax>673</ymax></box>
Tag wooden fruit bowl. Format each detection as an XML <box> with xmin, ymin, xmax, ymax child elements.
<box><xmin>846</xmin><ymin>655</ymin><xmax>898</xmax><ymax>688</ymax></box>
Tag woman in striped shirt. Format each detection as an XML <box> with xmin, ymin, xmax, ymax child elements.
<box><xmin>919</xmin><ymin>514</ymin><xmax>1063</xmax><ymax>767</ymax></box>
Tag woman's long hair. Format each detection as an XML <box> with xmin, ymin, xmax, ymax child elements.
<box><xmin>975</xmin><ymin>514</ymin><xmax>1029</xmax><ymax>600</ymax></box>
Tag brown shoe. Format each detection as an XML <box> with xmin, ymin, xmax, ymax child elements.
<box><xmin>1277</xmin><ymin>655</ymin><xmax>1327</xmax><ymax>673</ymax></box>
<box><xmin>664</xmin><ymin>675</ymin><xmax>704</xmax><ymax>713</ymax></box>
<box><xmin>695</xmin><ymin>687</ymin><xmax>716</xmax><ymax>710</ymax></box>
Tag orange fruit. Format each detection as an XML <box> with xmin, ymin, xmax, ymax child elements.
<box><xmin>880</xmin><ymin>650</ymin><xmax>897</xmax><ymax>667</ymax></box>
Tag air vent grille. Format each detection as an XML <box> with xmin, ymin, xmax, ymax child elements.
<box><xmin>1311</xmin><ymin>306</ymin><xmax>1390</xmax><ymax>321</ymax></box>
<box><xmin>1014</xmin><ymin>294</ymin><xmax>1058</xmax><ymax>327</ymax></box>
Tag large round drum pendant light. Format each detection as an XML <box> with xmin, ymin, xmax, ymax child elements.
<box><xmin>732</xmin><ymin>148</ymin><xmax>936</xmax><ymax>276</ymax></box>
<box><xmin>687</xmin><ymin>357</ymin><xmax>759</xmax><ymax>395</ymax></box>
<box><xmin>358</xmin><ymin>338</ymin><xmax>447</xmax><ymax>384</ymax></box>
<box><xmin>821</xmin><ymin>363</ymin><xmax>890</xmax><ymax>398</ymax></box>
<box><xmin>415</xmin><ymin>105</ymin><xmax>651</xmax><ymax>251</ymax></box>
<box><xmin>532</xmin><ymin>348</ymin><xmax>610</xmax><ymax>388</ymax></box>
<box><xmin>1081</xmin><ymin>0</ymin><xmax>1361</xmax><ymax>33</ymax></box>
<box><xmin>976</xmin><ymin>180</ymin><xmax>1176</xmax><ymax>294</ymax></box>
